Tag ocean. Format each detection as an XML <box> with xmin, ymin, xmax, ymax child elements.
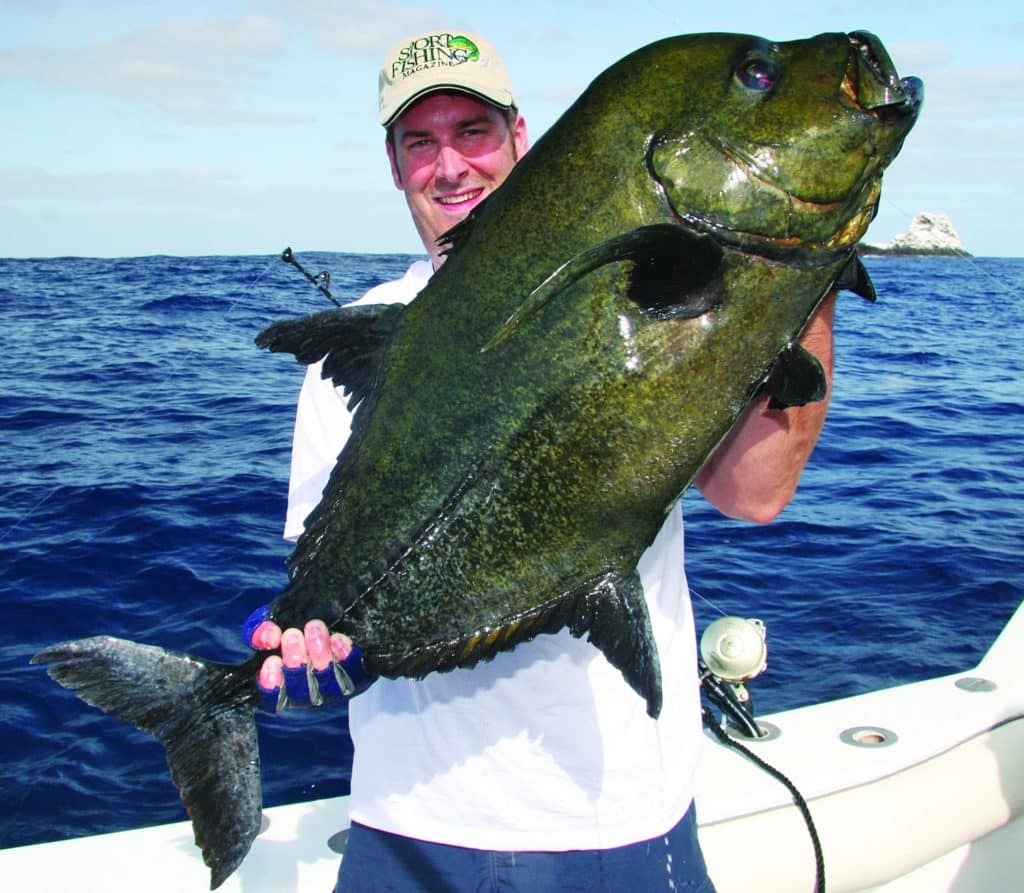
<box><xmin>1</xmin><ymin>252</ymin><xmax>1021</xmax><ymax>849</ymax></box>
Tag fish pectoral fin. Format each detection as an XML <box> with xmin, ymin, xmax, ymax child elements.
<box><xmin>256</xmin><ymin>303</ymin><xmax>405</xmax><ymax>409</ymax></box>
<box><xmin>758</xmin><ymin>344</ymin><xmax>828</xmax><ymax>410</ymax></box>
<box><xmin>483</xmin><ymin>224</ymin><xmax>723</xmax><ymax>351</ymax></box>
<box><xmin>622</xmin><ymin>223</ymin><xmax>723</xmax><ymax>318</ymax></box>
<box><xmin>835</xmin><ymin>251</ymin><xmax>876</xmax><ymax>302</ymax></box>
<box><xmin>570</xmin><ymin>571</ymin><xmax>663</xmax><ymax>718</ymax></box>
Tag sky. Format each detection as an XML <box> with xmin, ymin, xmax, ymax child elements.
<box><xmin>2</xmin><ymin>0</ymin><xmax>1022</xmax><ymax>258</ymax></box>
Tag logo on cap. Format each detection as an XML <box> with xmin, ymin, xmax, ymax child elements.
<box><xmin>390</xmin><ymin>33</ymin><xmax>482</xmax><ymax>81</ymax></box>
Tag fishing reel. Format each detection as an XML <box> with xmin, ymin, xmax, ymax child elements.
<box><xmin>699</xmin><ymin>616</ymin><xmax>768</xmax><ymax>739</ymax></box>
<box><xmin>699</xmin><ymin>617</ymin><xmax>824</xmax><ymax>889</ymax></box>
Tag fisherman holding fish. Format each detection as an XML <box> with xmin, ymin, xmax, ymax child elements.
<box><xmin>36</xmin><ymin>25</ymin><xmax>922</xmax><ymax>891</ymax></box>
<box><xmin>249</xmin><ymin>29</ymin><xmax>836</xmax><ymax>893</ymax></box>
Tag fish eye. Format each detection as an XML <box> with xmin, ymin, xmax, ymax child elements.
<box><xmin>736</xmin><ymin>57</ymin><xmax>778</xmax><ymax>92</ymax></box>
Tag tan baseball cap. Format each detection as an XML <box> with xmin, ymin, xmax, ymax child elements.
<box><xmin>378</xmin><ymin>30</ymin><xmax>516</xmax><ymax>127</ymax></box>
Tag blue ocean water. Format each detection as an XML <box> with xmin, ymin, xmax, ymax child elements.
<box><xmin>0</xmin><ymin>253</ymin><xmax>1021</xmax><ymax>849</ymax></box>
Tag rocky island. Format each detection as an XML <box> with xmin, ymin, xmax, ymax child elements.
<box><xmin>859</xmin><ymin>212</ymin><xmax>970</xmax><ymax>257</ymax></box>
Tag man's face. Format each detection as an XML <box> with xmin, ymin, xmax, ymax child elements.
<box><xmin>387</xmin><ymin>92</ymin><xmax>528</xmax><ymax>266</ymax></box>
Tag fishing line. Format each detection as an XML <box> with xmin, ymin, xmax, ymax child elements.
<box><xmin>689</xmin><ymin>584</ymin><xmax>730</xmax><ymax>618</ymax></box>
<box><xmin>0</xmin><ymin>486</ymin><xmax>59</xmax><ymax>545</ymax></box>
<box><xmin>2</xmin><ymin>257</ymin><xmax>279</xmax><ymax>547</ymax></box>
<box><xmin>229</xmin><ymin>249</ymin><xmax>342</xmax><ymax>327</ymax></box>
<box><xmin>876</xmin><ymin>196</ymin><xmax>1020</xmax><ymax>296</ymax></box>
<box><xmin>226</xmin><ymin>254</ymin><xmax>280</xmax><ymax>319</ymax></box>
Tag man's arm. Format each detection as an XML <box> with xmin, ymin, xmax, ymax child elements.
<box><xmin>694</xmin><ymin>293</ymin><xmax>837</xmax><ymax>523</ymax></box>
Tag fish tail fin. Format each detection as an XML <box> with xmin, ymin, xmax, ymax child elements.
<box><xmin>32</xmin><ymin>636</ymin><xmax>263</xmax><ymax>889</ymax></box>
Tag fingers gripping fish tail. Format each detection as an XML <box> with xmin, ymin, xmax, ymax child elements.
<box><xmin>32</xmin><ymin>636</ymin><xmax>264</xmax><ymax>890</ymax></box>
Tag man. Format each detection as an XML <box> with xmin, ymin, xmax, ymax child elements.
<box><xmin>248</xmin><ymin>29</ymin><xmax>835</xmax><ymax>892</ymax></box>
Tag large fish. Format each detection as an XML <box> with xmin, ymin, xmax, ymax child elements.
<box><xmin>34</xmin><ymin>31</ymin><xmax>920</xmax><ymax>888</ymax></box>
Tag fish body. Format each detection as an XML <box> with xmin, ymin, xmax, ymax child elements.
<box><xmin>265</xmin><ymin>31</ymin><xmax>919</xmax><ymax>699</ymax></box>
<box><xmin>34</xmin><ymin>32</ymin><xmax>921</xmax><ymax>888</ymax></box>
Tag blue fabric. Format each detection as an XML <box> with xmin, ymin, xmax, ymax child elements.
<box><xmin>241</xmin><ymin>603</ymin><xmax>273</xmax><ymax>648</ymax></box>
<box><xmin>282</xmin><ymin>661</ymin><xmax>313</xmax><ymax>703</ymax></box>
<box><xmin>336</xmin><ymin>647</ymin><xmax>376</xmax><ymax>695</ymax></box>
<box><xmin>241</xmin><ymin>603</ymin><xmax>377</xmax><ymax>711</ymax></box>
<box><xmin>334</xmin><ymin>803</ymin><xmax>716</xmax><ymax>892</ymax></box>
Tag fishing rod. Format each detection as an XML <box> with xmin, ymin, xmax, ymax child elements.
<box><xmin>280</xmin><ymin>247</ymin><xmax>341</xmax><ymax>307</ymax></box>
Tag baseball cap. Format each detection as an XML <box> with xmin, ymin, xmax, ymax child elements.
<box><xmin>378</xmin><ymin>30</ymin><xmax>516</xmax><ymax>127</ymax></box>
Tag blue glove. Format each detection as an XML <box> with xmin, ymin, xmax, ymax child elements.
<box><xmin>242</xmin><ymin>604</ymin><xmax>375</xmax><ymax>713</ymax></box>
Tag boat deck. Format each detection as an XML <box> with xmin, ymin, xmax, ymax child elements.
<box><xmin>6</xmin><ymin>602</ymin><xmax>1022</xmax><ymax>892</ymax></box>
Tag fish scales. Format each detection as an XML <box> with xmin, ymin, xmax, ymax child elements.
<box><xmin>33</xmin><ymin>32</ymin><xmax>921</xmax><ymax>887</ymax></box>
<box><xmin>272</xmin><ymin>34</ymin><xmax>907</xmax><ymax>669</ymax></box>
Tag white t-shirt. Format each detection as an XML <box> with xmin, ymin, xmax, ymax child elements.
<box><xmin>285</xmin><ymin>260</ymin><xmax>702</xmax><ymax>850</ymax></box>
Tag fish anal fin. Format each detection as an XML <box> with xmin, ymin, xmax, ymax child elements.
<box><xmin>374</xmin><ymin>595</ymin><xmax>583</xmax><ymax>680</ymax></box>
<box><xmin>256</xmin><ymin>303</ymin><xmax>405</xmax><ymax>409</ymax></box>
<box><xmin>571</xmin><ymin>571</ymin><xmax>663</xmax><ymax>717</ymax></box>
<box><xmin>372</xmin><ymin>572</ymin><xmax>663</xmax><ymax>719</ymax></box>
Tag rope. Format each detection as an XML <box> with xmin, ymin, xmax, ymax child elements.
<box><xmin>702</xmin><ymin>705</ymin><xmax>826</xmax><ymax>893</ymax></box>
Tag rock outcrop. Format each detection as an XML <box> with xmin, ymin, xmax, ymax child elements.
<box><xmin>860</xmin><ymin>213</ymin><xmax>970</xmax><ymax>256</ymax></box>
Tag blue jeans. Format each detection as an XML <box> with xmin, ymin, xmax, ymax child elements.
<box><xmin>334</xmin><ymin>803</ymin><xmax>717</xmax><ymax>892</ymax></box>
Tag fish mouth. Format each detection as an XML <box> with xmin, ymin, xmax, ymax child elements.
<box><xmin>653</xmin><ymin>31</ymin><xmax>923</xmax><ymax>259</ymax></box>
<box><xmin>843</xmin><ymin>31</ymin><xmax>923</xmax><ymax>120</ymax></box>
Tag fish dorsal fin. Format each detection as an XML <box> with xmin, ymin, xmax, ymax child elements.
<box><xmin>484</xmin><ymin>224</ymin><xmax>723</xmax><ymax>351</ymax></box>
<box><xmin>836</xmin><ymin>251</ymin><xmax>876</xmax><ymax>302</ymax></box>
<box><xmin>759</xmin><ymin>344</ymin><xmax>828</xmax><ymax>409</ymax></box>
<box><xmin>256</xmin><ymin>303</ymin><xmax>405</xmax><ymax>409</ymax></box>
<box><xmin>436</xmin><ymin>195</ymin><xmax>492</xmax><ymax>260</ymax></box>
<box><xmin>372</xmin><ymin>570</ymin><xmax>663</xmax><ymax>718</ymax></box>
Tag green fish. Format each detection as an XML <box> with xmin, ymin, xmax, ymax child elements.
<box><xmin>448</xmin><ymin>34</ymin><xmax>480</xmax><ymax>62</ymax></box>
<box><xmin>34</xmin><ymin>31</ymin><xmax>921</xmax><ymax>888</ymax></box>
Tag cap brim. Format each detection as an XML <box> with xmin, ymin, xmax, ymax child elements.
<box><xmin>380</xmin><ymin>83</ymin><xmax>514</xmax><ymax>126</ymax></box>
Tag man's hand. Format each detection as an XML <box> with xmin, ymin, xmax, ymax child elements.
<box><xmin>243</xmin><ymin>606</ymin><xmax>375</xmax><ymax>712</ymax></box>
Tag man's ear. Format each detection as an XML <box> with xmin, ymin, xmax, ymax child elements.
<box><xmin>386</xmin><ymin>137</ymin><xmax>403</xmax><ymax>189</ymax></box>
<box><xmin>512</xmin><ymin>114</ymin><xmax>529</xmax><ymax>160</ymax></box>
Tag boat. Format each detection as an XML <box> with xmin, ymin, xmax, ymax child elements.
<box><xmin>5</xmin><ymin>601</ymin><xmax>1021</xmax><ymax>892</ymax></box>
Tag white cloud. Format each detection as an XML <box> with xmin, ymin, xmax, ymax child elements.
<box><xmin>931</xmin><ymin>64</ymin><xmax>1024</xmax><ymax>121</ymax></box>
<box><xmin>0</xmin><ymin>165</ymin><xmax>244</xmax><ymax>206</ymax></box>
<box><xmin>889</xmin><ymin>41</ymin><xmax>954</xmax><ymax>70</ymax></box>
<box><xmin>277</xmin><ymin>0</ymin><xmax>441</xmax><ymax>54</ymax></box>
<box><xmin>884</xmin><ymin>42</ymin><xmax>1024</xmax><ymax>123</ymax></box>
<box><xmin>0</xmin><ymin>14</ymin><xmax>300</xmax><ymax>124</ymax></box>
<box><xmin>0</xmin><ymin>161</ymin><xmax>417</xmax><ymax>257</ymax></box>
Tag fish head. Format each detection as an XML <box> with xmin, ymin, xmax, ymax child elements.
<box><xmin>649</xmin><ymin>31</ymin><xmax>922</xmax><ymax>254</ymax></box>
